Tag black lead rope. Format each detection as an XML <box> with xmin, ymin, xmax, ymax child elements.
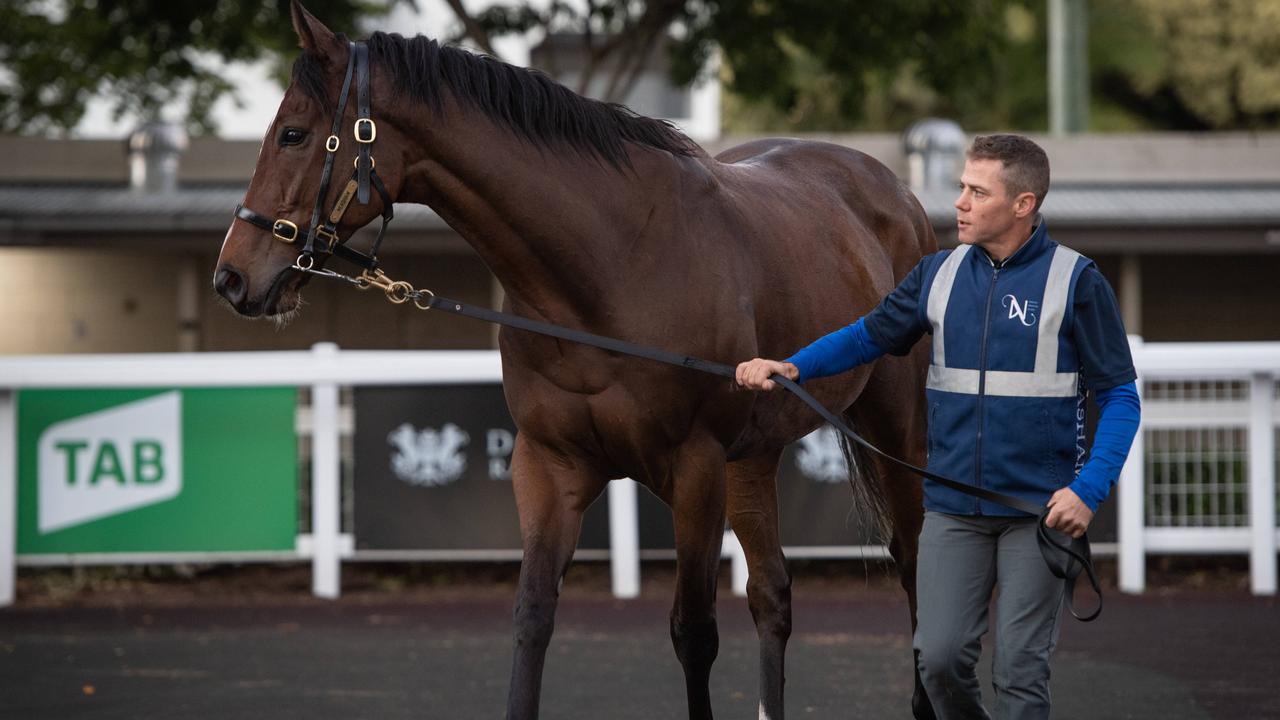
<box><xmin>412</xmin><ymin>292</ymin><xmax>1102</xmax><ymax>621</ymax></box>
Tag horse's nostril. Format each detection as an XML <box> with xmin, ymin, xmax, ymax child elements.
<box><xmin>214</xmin><ymin>266</ymin><xmax>248</xmax><ymax>305</ymax></box>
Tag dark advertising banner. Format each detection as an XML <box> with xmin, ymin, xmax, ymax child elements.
<box><xmin>353</xmin><ymin>384</ymin><xmax>611</xmax><ymax>551</ymax></box>
<box><xmin>354</xmin><ymin>384</ymin><xmax>888</xmax><ymax>554</ymax></box>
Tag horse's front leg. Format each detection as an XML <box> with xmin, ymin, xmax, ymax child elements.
<box><xmin>505</xmin><ymin>435</ymin><xmax>605</xmax><ymax>720</ymax></box>
<box><xmin>668</xmin><ymin>435</ymin><xmax>729</xmax><ymax>720</ymax></box>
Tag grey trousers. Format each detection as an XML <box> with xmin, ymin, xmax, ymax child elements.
<box><xmin>912</xmin><ymin>511</ymin><xmax>1067</xmax><ymax>720</ymax></box>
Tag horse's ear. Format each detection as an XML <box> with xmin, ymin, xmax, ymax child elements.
<box><xmin>291</xmin><ymin>0</ymin><xmax>344</xmax><ymax>57</ymax></box>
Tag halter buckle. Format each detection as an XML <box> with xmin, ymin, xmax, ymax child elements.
<box><xmin>314</xmin><ymin>226</ymin><xmax>339</xmax><ymax>251</ymax></box>
<box><xmin>354</xmin><ymin>118</ymin><xmax>376</xmax><ymax>143</ymax></box>
<box><xmin>325</xmin><ymin>134</ymin><xmax>340</xmax><ymax>153</ymax></box>
<box><xmin>272</xmin><ymin>219</ymin><xmax>299</xmax><ymax>243</ymax></box>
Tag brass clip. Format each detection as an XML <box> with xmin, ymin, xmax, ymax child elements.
<box><xmin>356</xmin><ymin>269</ymin><xmax>395</xmax><ymax>293</ymax></box>
<box><xmin>354</xmin><ymin>118</ymin><xmax>376</xmax><ymax>143</ymax></box>
<box><xmin>356</xmin><ymin>269</ymin><xmax>414</xmax><ymax>304</ymax></box>
<box><xmin>385</xmin><ymin>280</ymin><xmax>414</xmax><ymax>304</ymax></box>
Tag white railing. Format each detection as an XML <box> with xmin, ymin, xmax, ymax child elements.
<box><xmin>1119</xmin><ymin>338</ymin><xmax>1279</xmax><ymax>594</ymax></box>
<box><xmin>2</xmin><ymin>338</ymin><xmax>1278</xmax><ymax>607</ymax></box>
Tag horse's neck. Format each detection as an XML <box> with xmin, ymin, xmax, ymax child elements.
<box><xmin>392</xmin><ymin>97</ymin><xmax>668</xmax><ymax>321</ymax></box>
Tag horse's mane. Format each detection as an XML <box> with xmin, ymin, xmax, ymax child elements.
<box><xmin>291</xmin><ymin>32</ymin><xmax>701</xmax><ymax>168</ymax></box>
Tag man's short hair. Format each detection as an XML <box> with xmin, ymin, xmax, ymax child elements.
<box><xmin>967</xmin><ymin>134</ymin><xmax>1050</xmax><ymax>212</ymax></box>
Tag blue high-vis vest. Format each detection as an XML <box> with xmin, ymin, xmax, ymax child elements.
<box><xmin>919</xmin><ymin>223</ymin><xmax>1092</xmax><ymax>515</ymax></box>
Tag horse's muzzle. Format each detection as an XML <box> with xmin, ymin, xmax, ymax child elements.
<box><xmin>214</xmin><ymin>264</ymin><xmax>248</xmax><ymax>307</ymax></box>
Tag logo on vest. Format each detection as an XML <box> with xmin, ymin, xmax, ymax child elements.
<box><xmin>1002</xmin><ymin>294</ymin><xmax>1039</xmax><ymax>326</ymax></box>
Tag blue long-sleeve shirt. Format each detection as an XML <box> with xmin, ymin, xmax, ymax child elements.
<box><xmin>785</xmin><ymin>317</ymin><xmax>884</xmax><ymax>383</ymax></box>
<box><xmin>1069</xmin><ymin>381</ymin><xmax>1140</xmax><ymax>511</ymax></box>
<box><xmin>784</xmin><ymin>318</ymin><xmax>1140</xmax><ymax>513</ymax></box>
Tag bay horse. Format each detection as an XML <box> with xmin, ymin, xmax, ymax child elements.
<box><xmin>214</xmin><ymin>3</ymin><xmax>937</xmax><ymax>718</ymax></box>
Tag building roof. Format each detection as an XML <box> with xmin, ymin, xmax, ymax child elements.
<box><xmin>2</xmin><ymin>182</ymin><xmax>1277</xmax><ymax>241</ymax></box>
<box><xmin>2</xmin><ymin>132</ymin><xmax>1280</xmax><ymax>250</ymax></box>
<box><xmin>0</xmin><ymin>184</ymin><xmax>449</xmax><ymax>236</ymax></box>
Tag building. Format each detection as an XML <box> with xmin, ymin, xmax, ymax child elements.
<box><xmin>1</xmin><ymin>130</ymin><xmax>1278</xmax><ymax>355</ymax></box>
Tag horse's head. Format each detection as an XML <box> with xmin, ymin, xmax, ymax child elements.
<box><xmin>214</xmin><ymin>1</ymin><xmax>403</xmax><ymax>318</ymax></box>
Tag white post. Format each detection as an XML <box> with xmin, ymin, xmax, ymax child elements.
<box><xmin>311</xmin><ymin>343</ymin><xmax>342</xmax><ymax>599</ymax></box>
<box><xmin>1249</xmin><ymin>373</ymin><xmax>1277</xmax><ymax>595</ymax></box>
<box><xmin>0</xmin><ymin>391</ymin><xmax>16</xmax><ymax>607</ymax></box>
<box><xmin>724</xmin><ymin>529</ymin><xmax>748</xmax><ymax>598</ymax></box>
<box><xmin>607</xmin><ymin>478</ymin><xmax>640</xmax><ymax>598</ymax></box>
<box><xmin>1118</xmin><ymin>336</ymin><xmax>1146</xmax><ymax>593</ymax></box>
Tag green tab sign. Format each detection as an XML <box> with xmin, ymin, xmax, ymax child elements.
<box><xmin>17</xmin><ymin>388</ymin><xmax>297</xmax><ymax>554</ymax></box>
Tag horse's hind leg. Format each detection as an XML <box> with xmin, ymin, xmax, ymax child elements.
<box><xmin>726</xmin><ymin>448</ymin><xmax>790</xmax><ymax>720</ymax></box>
<box><xmin>505</xmin><ymin>434</ymin><xmax>605</xmax><ymax>720</ymax></box>
<box><xmin>668</xmin><ymin>435</ymin><xmax>728</xmax><ymax>720</ymax></box>
<box><xmin>847</xmin><ymin>345</ymin><xmax>935</xmax><ymax>719</ymax></box>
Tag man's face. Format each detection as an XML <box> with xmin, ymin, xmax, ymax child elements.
<box><xmin>954</xmin><ymin>158</ymin><xmax>1022</xmax><ymax>247</ymax></box>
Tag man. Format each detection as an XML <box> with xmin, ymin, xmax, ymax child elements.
<box><xmin>736</xmin><ymin>134</ymin><xmax>1141</xmax><ymax>719</ymax></box>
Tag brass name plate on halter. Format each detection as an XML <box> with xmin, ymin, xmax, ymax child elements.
<box><xmin>328</xmin><ymin>180</ymin><xmax>360</xmax><ymax>224</ymax></box>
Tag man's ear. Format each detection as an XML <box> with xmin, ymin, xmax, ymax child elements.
<box><xmin>1014</xmin><ymin>191</ymin><xmax>1038</xmax><ymax>220</ymax></box>
<box><xmin>291</xmin><ymin>0</ymin><xmax>345</xmax><ymax>57</ymax></box>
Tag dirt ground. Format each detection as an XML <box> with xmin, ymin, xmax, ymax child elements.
<box><xmin>2</xmin><ymin>559</ymin><xmax>1275</xmax><ymax>719</ymax></box>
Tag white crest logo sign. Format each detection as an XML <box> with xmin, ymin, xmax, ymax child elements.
<box><xmin>795</xmin><ymin>427</ymin><xmax>848</xmax><ymax>483</ymax></box>
<box><xmin>37</xmin><ymin>392</ymin><xmax>183</xmax><ymax>534</ymax></box>
<box><xmin>388</xmin><ymin>422</ymin><xmax>470</xmax><ymax>487</ymax></box>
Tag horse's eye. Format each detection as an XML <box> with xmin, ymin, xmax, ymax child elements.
<box><xmin>279</xmin><ymin>127</ymin><xmax>307</xmax><ymax>146</ymax></box>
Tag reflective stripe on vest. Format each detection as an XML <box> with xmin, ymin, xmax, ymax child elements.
<box><xmin>926</xmin><ymin>245</ymin><xmax>1082</xmax><ymax>398</ymax></box>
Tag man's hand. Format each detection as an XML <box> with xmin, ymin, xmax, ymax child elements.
<box><xmin>735</xmin><ymin>358</ymin><xmax>799</xmax><ymax>391</ymax></box>
<box><xmin>1045</xmin><ymin>487</ymin><xmax>1094</xmax><ymax>538</ymax></box>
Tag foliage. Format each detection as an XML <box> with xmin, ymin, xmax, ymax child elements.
<box><xmin>4</xmin><ymin>0</ymin><xmax>1278</xmax><ymax>135</ymax></box>
<box><xmin>721</xmin><ymin>0</ymin><xmax>1280</xmax><ymax>132</ymax></box>
<box><xmin>0</xmin><ymin>0</ymin><xmax>397</xmax><ymax>134</ymax></box>
<box><xmin>443</xmin><ymin>0</ymin><xmax>1014</xmax><ymax>127</ymax></box>
<box><xmin>1094</xmin><ymin>0</ymin><xmax>1280</xmax><ymax>131</ymax></box>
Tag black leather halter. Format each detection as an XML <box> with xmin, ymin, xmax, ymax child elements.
<box><xmin>233</xmin><ymin>41</ymin><xmax>393</xmax><ymax>272</ymax></box>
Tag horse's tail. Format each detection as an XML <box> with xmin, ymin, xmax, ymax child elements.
<box><xmin>837</xmin><ymin>412</ymin><xmax>894</xmax><ymax>545</ymax></box>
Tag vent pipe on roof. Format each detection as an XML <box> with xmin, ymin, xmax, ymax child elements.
<box><xmin>903</xmin><ymin>118</ymin><xmax>966</xmax><ymax>192</ymax></box>
<box><xmin>127</xmin><ymin>121</ymin><xmax>189</xmax><ymax>193</ymax></box>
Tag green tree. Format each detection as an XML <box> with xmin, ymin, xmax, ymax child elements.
<box><xmin>442</xmin><ymin>1</ymin><xmax>1014</xmax><ymax>119</ymax></box>
<box><xmin>717</xmin><ymin>3</ymin><xmax>1042</xmax><ymax>133</ymax></box>
<box><xmin>722</xmin><ymin>0</ymin><xmax>1280</xmax><ymax>133</ymax></box>
<box><xmin>1093</xmin><ymin>0</ymin><xmax>1280</xmax><ymax>131</ymax></box>
<box><xmin>0</xmin><ymin>0</ymin><xmax>398</xmax><ymax>134</ymax></box>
